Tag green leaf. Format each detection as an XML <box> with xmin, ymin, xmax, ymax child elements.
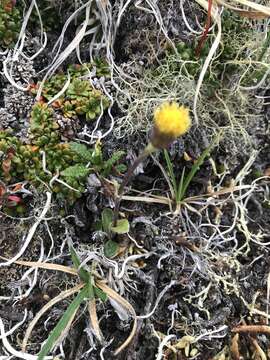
<box><xmin>179</xmin><ymin>135</ymin><xmax>219</xmax><ymax>201</ymax></box>
<box><xmin>70</xmin><ymin>142</ymin><xmax>93</xmax><ymax>162</ymax></box>
<box><xmin>69</xmin><ymin>243</ymin><xmax>90</xmax><ymax>283</ymax></box>
<box><xmin>111</xmin><ymin>219</ymin><xmax>130</xmax><ymax>234</ymax></box>
<box><xmin>61</xmin><ymin>165</ymin><xmax>90</xmax><ymax>179</ymax></box>
<box><xmin>176</xmin><ymin>167</ymin><xmax>186</xmax><ymax>204</ymax></box>
<box><xmin>38</xmin><ymin>285</ymin><xmax>89</xmax><ymax>360</ymax></box>
<box><xmin>101</xmin><ymin>208</ymin><xmax>113</xmax><ymax>234</ymax></box>
<box><xmin>94</xmin><ymin>286</ymin><xmax>107</xmax><ymax>302</ymax></box>
<box><xmin>115</xmin><ymin>164</ymin><xmax>127</xmax><ymax>173</ymax></box>
<box><xmin>85</xmin><ymin>280</ymin><xmax>95</xmax><ymax>300</ymax></box>
<box><xmin>91</xmin><ymin>142</ymin><xmax>103</xmax><ymax>166</ymax></box>
<box><xmin>86</xmin><ymin>111</ymin><xmax>96</xmax><ymax>120</ymax></box>
<box><xmin>94</xmin><ymin>220</ymin><xmax>103</xmax><ymax>231</ymax></box>
<box><xmin>163</xmin><ymin>149</ymin><xmax>177</xmax><ymax>196</ymax></box>
<box><xmin>104</xmin><ymin>240</ymin><xmax>119</xmax><ymax>258</ymax></box>
<box><xmin>102</xmin><ymin>150</ymin><xmax>126</xmax><ymax>176</ymax></box>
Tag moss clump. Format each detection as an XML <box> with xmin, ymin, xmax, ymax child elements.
<box><xmin>0</xmin><ymin>0</ymin><xmax>21</xmax><ymax>47</ymax></box>
<box><xmin>0</xmin><ymin>105</ymin><xmax>82</xmax><ymax>203</ymax></box>
<box><xmin>0</xmin><ymin>103</ymin><xmax>126</xmax><ymax>204</ymax></box>
<box><xmin>29</xmin><ymin>103</ymin><xmax>61</xmax><ymax>146</ymax></box>
<box><xmin>31</xmin><ymin>61</ymin><xmax>110</xmax><ymax>122</ymax></box>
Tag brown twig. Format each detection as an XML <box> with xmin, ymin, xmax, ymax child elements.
<box><xmin>249</xmin><ymin>336</ymin><xmax>267</xmax><ymax>360</ymax></box>
<box><xmin>231</xmin><ymin>333</ymin><xmax>240</xmax><ymax>360</ymax></box>
<box><xmin>195</xmin><ymin>0</ymin><xmax>213</xmax><ymax>57</ymax></box>
<box><xmin>232</xmin><ymin>325</ymin><xmax>270</xmax><ymax>334</ymax></box>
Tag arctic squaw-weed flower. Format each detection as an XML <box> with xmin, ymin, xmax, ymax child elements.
<box><xmin>151</xmin><ymin>101</ymin><xmax>191</xmax><ymax>148</ymax></box>
<box><xmin>113</xmin><ymin>101</ymin><xmax>191</xmax><ymax>224</ymax></box>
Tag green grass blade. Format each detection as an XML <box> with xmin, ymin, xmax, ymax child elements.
<box><xmin>69</xmin><ymin>242</ymin><xmax>90</xmax><ymax>284</ymax></box>
<box><xmin>180</xmin><ymin>137</ymin><xmax>218</xmax><ymax>201</ymax></box>
<box><xmin>176</xmin><ymin>167</ymin><xmax>186</xmax><ymax>203</ymax></box>
<box><xmin>163</xmin><ymin>149</ymin><xmax>177</xmax><ymax>196</ymax></box>
<box><xmin>38</xmin><ymin>285</ymin><xmax>89</xmax><ymax>360</ymax></box>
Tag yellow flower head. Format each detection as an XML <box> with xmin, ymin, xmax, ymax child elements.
<box><xmin>151</xmin><ymin>102</ymin><xmax>191</xmax><ymax>148</ymax></box>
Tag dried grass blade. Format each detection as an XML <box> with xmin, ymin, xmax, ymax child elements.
<box><xmin>22</xmin><ymin>284</ymin><xmax>84</xmax><ymax>351</ymax></box>
<box><xmin>193</xmin><ymin>1</ymin><xmax>222</xmax><ymax>124</ymax></box>
<box><xmin>96</xmin><ymin>281</ymin><xmax>137</xmax><ymax>356</ymax></box>
<box><xmin>216</xmin><ymin>0</ymin><xmax>270</xmax><ymax>18</ymax></box>
<box><xmin>230</xmin><ymin>0</ymin><xmax>270</xmax><ymax>16</ymax></box>
<box><xmin>230</xmin><ymin>333</ymin><xmax>240</xmax><ymax>360</ymax></box>
<box><xmin>121</xmin><ymin>195</ymin><xmax>171</xmax><ymax>205</ymax></box>
<box><xmin>88</xmin><ymin>298</ymin><xmax>103</xmax><ymax>342</ymax></box>
<box><xmin>0</xmin><ymin>257</ymin><xmax>78</xmax><ymax>276</ymax></box>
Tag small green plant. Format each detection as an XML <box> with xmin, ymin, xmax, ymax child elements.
<box><xmin>0</xmin><ymin>104</ymin><xmax>83</xmax><ymax>202</ymax></box>
<box><xmin>66</xmin><ymin>141</ymin><xmax>126</xmax><ymax>177</ymax></box>
<box><xmin>67</xmin><ymin>60</ymin><xmax>110</xmax><ymax>79</ymax></box>
<box><xmin>113</xmin><ymin>101</ymin><xmax>191</xmax><ymax>226</ymax></box>
<box><xmin>31</xmin><ymin>62</ymin><xmax>110</xmax><ymax>122</ymax></box>
<box><xmin>163</xmin><ymin>136</ymin><xmax>218</xmax><ymax>213</ymax></box>
<box><xmin>18</xmin><ymin>241</ymin><xmax>136</xmax><ymax>359</ymax></box>
<box><xmin>0</xmin><ymin>0</ymin><xmax>21</xmax><ymax>47</ymax></box>
<box><xmin>29</xmin><ymin>102</ymin><xmax>61</xmax><ymax>146</ymax></box>
<box><xmin>0</xmin><ymin>103</ymin><xmax>126</xmax><ymax>204</ymax></box>
<box><xmin>92</xmin><ymin>145</ymin><xmax>127</xmax><ymax>177</ymax></box>
<box><xmin>36</xmin><ymin>242</ymin><xmax>106</xmax><ymax>360</ymax></box>
<box><xmin>101</xmin><ymin>208</ymin><xmax>130</xmax><ymax>257</ymax></box>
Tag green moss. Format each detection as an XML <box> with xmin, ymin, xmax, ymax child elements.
<box><xmin>0</xmin><ymin>103</ymin><xmax>126</xmax><ymax>205</ymax></box>
<box><xmin>31</xmin><ymin>61</ymin><xmax>110</xmax><ymax>122</ymax></box>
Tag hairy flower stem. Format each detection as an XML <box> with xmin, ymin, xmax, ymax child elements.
<box><xmin>113</xmin><ymin>143</ymin><xmax>156</xmax><ymax>226</ymax></box>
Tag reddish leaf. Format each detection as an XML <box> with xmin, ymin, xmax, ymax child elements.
<box><xmin>52</xmin><ymin>100</ymin><xmax>63</xmax><ymax>108</ymax></box>
<box><xmin>7</xmin><ymin>195</ymin><xmax>21</xmax><ymax>204</ymax></box>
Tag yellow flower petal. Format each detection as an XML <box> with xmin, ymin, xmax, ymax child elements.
<box><xmin>154</xmin><ymin>102</ymin><xmax>191</xmax><ymax>139</ymax></box>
